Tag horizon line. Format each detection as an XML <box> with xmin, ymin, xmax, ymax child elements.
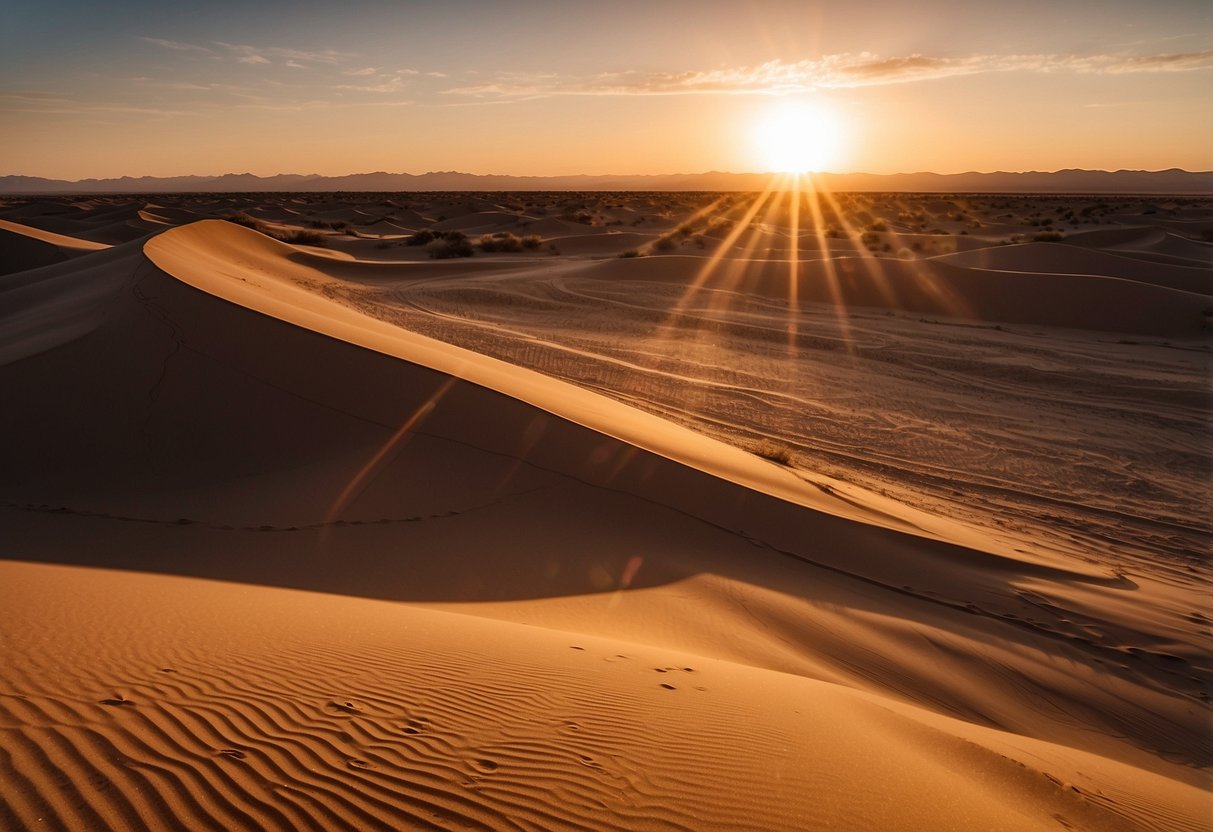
<box><xmin>4</xmin><ymin>167</ymin><xmax>1212</xmax><ymax>182</ymax></box>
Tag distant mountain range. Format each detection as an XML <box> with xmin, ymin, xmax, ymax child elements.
<box><xmin>2</xmin><ymin>168</ymin><xmax>1210</xmax><ymax>194</ymax></box>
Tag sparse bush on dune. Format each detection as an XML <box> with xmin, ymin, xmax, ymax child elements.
<box><xmin>653</xmin><ymin>235</ymin><xmax>678</xmax><ymax>252</ymax></box>
<box><xmin>477</xmin><ymin>232</ymin><xmax>544</xmax><ymax>253</ymax></box>
<box><xmin>619</xmin><ymin>249</ymin><xmax>642</xmax><ymax>258</ymax></box>
<box><xmin>478</xmin><ymin>232</ymin><xmax>523</xmax><ymax>252</ymax></box>
<box><xmin>308</xmin><ymin>220</ymin><xmax>350</xmax><ymax>232</ymax></box>
<box><xmin>278</xmin><ymin>229</ymin><xmax>327</xmax><ymax>246</ymax></box>
<box><xmin>406</xmin><ymin>229</ymin><xmax>437</xmax><ymax>246</ymax></box>
<box><xmin>751</xmin><ymin>440</ymin><xmax>794</xmax><ymax>466</ymax></box>
<box><xmin>427</xmin><ymin>232</ymin><xmax>474</xmax><ymax>259</ymax></box>
<box><xmin>223</xmin><ymin>213</ymin><xmax>325</xmax><ymax>247</ymax></box>
<box><xmin>223</xmin><ymin>211</ymin><xmax>263</xmax><ymax>230</ymax></box>
<box><xmin>1033</xmin><ymin>230</ymin><xmax>1065</xmax><ymax>242</ymax></box>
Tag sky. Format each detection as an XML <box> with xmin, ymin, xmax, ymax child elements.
<box><xmin>2</xmin><ymin>0</ymin><xmax>1211</xmax><ymax>179</ymax></box>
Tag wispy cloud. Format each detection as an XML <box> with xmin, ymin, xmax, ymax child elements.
<box><xmin>0</xmin><ymin>92</ymin><xmax>190</xmax><ymax>118</ymax></box>
<box><xmin>444</xmin><ymin>50</ymin><xmax>1213</xmax><ymax>100</ymax></box>
<box><xmin>333</xmin><ymin>68</ymin><xmax>427</xmax><ymax>94</ymax></box>
<box><xmin>213</xmin><ymin>42</ymin><xmax>351</xmax><ymax>66</ymax></box>
<box><xmin>139</xmin><ymin>37</ymin><xmax>214</xmax><ymax>54</ymax></box>
<box><xmin>141</xmin><ymin>36</ymin><xmax>351</xmax><ymax>67</ymax></box>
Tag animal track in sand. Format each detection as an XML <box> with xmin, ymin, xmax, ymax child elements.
<box><xmin>471</xmin><ymin>758</ymin><xmax>499</xmax><ymax>773</ymax></box>
<box><xmin>98</xmin><ymin>696</ymin><xmax>135</xmax><ymax>707</ymax></box>
<box><xmin>218</xmin><ymin>749</ymin><xmax>247</xmax><ymax>759</ymax></box>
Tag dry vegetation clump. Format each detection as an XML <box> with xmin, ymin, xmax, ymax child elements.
<box><xmin>619</xmin><ymin>249</ymin><xmax>642</xmax><ymax>258</ymax></box>
<box><xmin>751</xmin><ymin>440</ymin><xmax>794</xmax><ymax>466</ymax></box>
<box><xmin>277</xmin><ymin>229</ymin><xmax>327</xmax><ymax>246</ymax></box>
<box><xmin>427</xmin><ymin>232</ymin><xmax>474</xmax><ymax>259</ymax></box>
<box><xmin>1032</xmin><ymin>230</ymin><xmax>1065</xmax><ymax>242</ymax></box>
<box><xmin>478</xmin><ymin>232</ymin><xmax>543</xmax><ymax>252</ymax></box>
<box><xmin>223</xmin><ymin>213</ymin><xmax>326</xmax><ymax>247</ymax></box>
<box><xmin>308</xmin><ymin>219</ymin><xmax>350</xmax><ymax>232</ymax></box>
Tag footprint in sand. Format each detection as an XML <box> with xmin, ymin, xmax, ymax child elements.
<box><xmin>348</xmin><ymin>759</ymin><xmax>374</xmax><ymax>770</ymax></box>
<box><xmin>218</xmin><ymin>749</ymin><xmax>247</xmax><ymax>760</ymax></box>
<box><xmin>403</xmin><ymin>718</ymin><xmax>429</xmax><ymax>735</ymax></box>
<box><xmin>99</xmin><ymin>696</ymin><xmax>135</xmax><ymax>707</ymax></box>
<box><xmin>471</xmin><ymin>759</ymin><xmax>499</xmax><ymax>774</ymax></box>
<box><xmin>659</xmin><ymin>683</ymin><xmax>677</xmax><ymax>691</ymax></box>
<box><xmin>327</xmin><ymin>699</ymin><xmax>364</xmax><ymax>715</ymax></box>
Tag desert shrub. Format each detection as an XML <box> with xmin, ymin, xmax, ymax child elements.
<box><xmin>428</xmin><ymin>233</ymin><xmax>474</xmax><ymax>258</ymax></box>
<box><xmin>1033</xmin><ymin>230</ymin><xmax>1065</xmax><ymax>242</ymax></box>
<box><xmin>479</xmin><ymin>232</ymin><xmax>524</xmax><ymax>252</ymax></box>
<box><xmin>407</xmin><ymin>229</ymin><xmax>437</xmax><ymax>246</ymax></box>
<box><xmin>653</xmin><ymin>235</ymin><xmax>678</xmax><ymax>251</ymax></box>
<box><xmin>224</xmin><ymin>213</ymin><xmax>327</xmax><ymax>246</ymax></box>
<box><xmin>619</xmin><ymin>249</ymin><xmax>642</xmax><ymax>258</ymax></box>
<box><xmin>278</xmin><ymin>229</ymin><xmax>326</xmax><ymax>246</ymax></box>
<box><xmin>751</xmin><ymin>440</ymin><xmax>793</xmax><ymax>466</ymax></box>
<box><xmin>223</xmin><ymin>212</ymin><xmax>265</xmax><ymax>231</ymax></box>
<box><xmin>308</xmin><ymin>220</ymin><xmax>350</xmax><ymax>231</ymax></box>
<box><xmin>676</xmin><ymin>223</ymin><xmax>694</xmax><ymax>236</ymax></box>
<box><xmin>520</xmin><ymin>235</ymin><xmax>542</xmax><ymax>250</ymax></box>
<box><xmin>868</xmin><ymin>220</ymin><xmax>888</xmax><ymax>232</ymax></box>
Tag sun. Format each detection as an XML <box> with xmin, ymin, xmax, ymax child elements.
<box><xmin>752</xmin><ymin>100</ymin><xmax>844</xmax><ymax>174</ymax></box>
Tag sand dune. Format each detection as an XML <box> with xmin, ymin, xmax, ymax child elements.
<box><xmin>0</xmin><ymin>218</ymin><xmax>110</xmax><ymax>275</ymax></box>
<box><xmin>579</xmin><ymin>252</ymin><xmax>1208</xmax><ymax>336</ymax></box>
<box><xmin>937</xmin><ymin>241</ymin><xmax>1212</xmax><ymax>294</ymax></box>
<box><xmin>1</xmin><ymin>192</ymin><xmax>1209</xmax><ymax>830</ymax></box>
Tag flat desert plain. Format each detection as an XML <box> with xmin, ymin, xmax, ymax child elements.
<box><xmin>0</xmin><ymin>189</ymin><xmax>1210</xmax><ymax>830</ymax></box>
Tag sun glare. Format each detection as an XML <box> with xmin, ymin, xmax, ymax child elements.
<box><xmin>753</xmin><ymin>101</ymin><xmax>844</xmax><ymax>174</ymax></box>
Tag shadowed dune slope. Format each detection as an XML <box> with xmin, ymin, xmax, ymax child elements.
<box><xmin>577</xmin><ymin>253</ymin><xmax>1210</xmax><ymax>336</ymax></box>
<box><xmin>0</xmin><ymin>219</ymin><xmax>110</xmax><ymax>275</ymax></box>
<box><xmin>936</xmin><ymin>241</ymin><xmax>1212</xmax><ymax>294</ymax></box>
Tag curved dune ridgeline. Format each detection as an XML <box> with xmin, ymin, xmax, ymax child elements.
<box><xmin>1</xmin><ymin>192</ymin><xmax>1210</xmax><ymax>831</ymax></box>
